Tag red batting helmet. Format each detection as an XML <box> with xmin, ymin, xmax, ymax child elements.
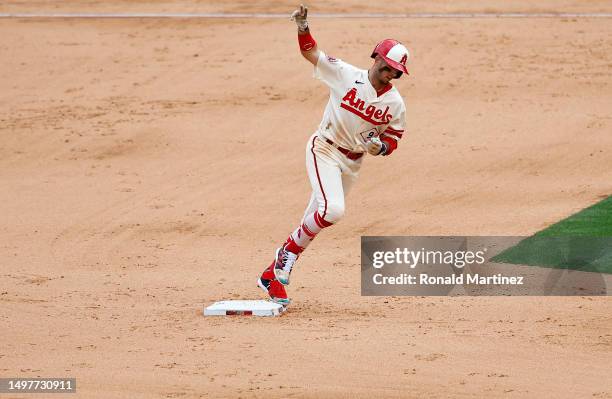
<box><xmin>371</xmin><ymin>39</ymin><xmax>410</xmax><ymax>76</ymax></box>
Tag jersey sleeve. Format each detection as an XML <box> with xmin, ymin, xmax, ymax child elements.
<box><xmin>380</xmin><ymin>103</ymin><xmax>406</xmax><ymax>156</ymax></box>
<box><xmin>313</xmin><ymin>51</ymin><xmax>351</xmax><ymax>87</ymax></box>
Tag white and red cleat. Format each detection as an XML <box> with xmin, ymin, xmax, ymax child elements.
<box><xmin>258</xmin><ymin>261</ymin><xmax>291</xmax><ymax>305</ymax></box>
<box><xmin>273</xmin><ymin>246</ymin><xmax>299</xmax><ymax>286</ymax></box>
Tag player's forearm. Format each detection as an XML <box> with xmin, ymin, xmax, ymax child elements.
<box><xmin>380</xmin><ymin>135</ymin><xmax>398</xmax><ymax>156</ymax></box>
<box><xmin>291</xmin><ymin>5</ymin><xmax>319</xmax><ymax>65</ymax></box>
<box><xmin>298</xmin><ymin>28</ymin><xmax>320</xmax><ymax>65</ymax></box>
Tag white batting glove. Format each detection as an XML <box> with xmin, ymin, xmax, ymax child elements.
<box><xmin>290</xmin><ymin>4</ymin><xmax>309</xmax><ymax>32</ymax></box>
<box><xmin>365</xmin><ymin>137</ymin><xmax>386</xmax><ymax>156</ymax></box>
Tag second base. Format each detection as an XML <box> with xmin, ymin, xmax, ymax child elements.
<box><xmin>204</xmin><ymin>300</ymin><xmax>286</xmax><ymax>317</ymax></box>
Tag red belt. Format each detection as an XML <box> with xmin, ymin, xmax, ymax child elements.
<box><xmin>322</xmin><ymin>137</ymin><xmax>364</xmax><ymax>160</ymax></box>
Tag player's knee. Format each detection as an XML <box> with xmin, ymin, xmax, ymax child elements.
<box><xmin>324</xmin><ymin>202</ymin><xmax>345</xmax><ymax>224</ymax></box>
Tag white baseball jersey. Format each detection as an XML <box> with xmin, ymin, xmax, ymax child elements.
<box><xmin>313</xmin><ymin>51</ymin><xmax>406</xmax><ymax>153</ymax></box>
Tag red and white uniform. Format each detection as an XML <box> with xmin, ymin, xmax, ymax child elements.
<box><xmin>285</xmin><ymin>51</ymin><xmax>407</xmax><ymax>253</ymax></box>
<box><xmin>314</xmin><ymin>51</ymin><xmax>406</xmax><ymax>154</ymax></box>
<box><xmin>258</xmin><ymin>12</ymin><xmax>410</xmax><ymax>304</ymax></box>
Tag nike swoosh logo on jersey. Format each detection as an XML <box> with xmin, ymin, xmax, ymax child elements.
<box><xmin>355</xmin><ymin>80</ymin><xmax>364</xmax><ymax>84</ymax></box>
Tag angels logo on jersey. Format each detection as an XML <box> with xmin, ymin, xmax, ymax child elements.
<box><xmin>340</xmin><ymin>88</ymin><xmax>393</xmax><ymax>125</ymax></box>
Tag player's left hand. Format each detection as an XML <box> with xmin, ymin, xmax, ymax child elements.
<box><xmin>365</xmin><ymin>137</ymin><xmax>385</xmax><ymax>155</ymax></box>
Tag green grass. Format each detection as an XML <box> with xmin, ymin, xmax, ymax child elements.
<box><xmin>492</xmin><ymin>195</ymin><xmax>612</xmax><ymax>273</ymax></box>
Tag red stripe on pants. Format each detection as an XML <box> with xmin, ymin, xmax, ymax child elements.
<box><xmin>310</xmin><ymin>136</ymin><xmax>328</xmax><ymax>220</ymax></box>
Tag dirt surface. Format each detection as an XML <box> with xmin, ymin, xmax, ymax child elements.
<box><xmin>1</xmin><ymin>1</ymin><xmax>612</xmax><ymax>398</ymax></box>
<box><xmin>2</xmin><ymin>0</ymin><xmax>612</xmax><ymax>14</ymax></box>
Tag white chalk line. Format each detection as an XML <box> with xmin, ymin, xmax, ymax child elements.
<box><xmin>1</xmin><ymin>12</ymin><xmax>612</xmax><ymax>19</ymax></box>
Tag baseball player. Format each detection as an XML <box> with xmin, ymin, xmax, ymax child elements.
<box><xmin>258</xmin><ymin>4</ymin><xmax>409</xmax><ymax>305</ymax></box>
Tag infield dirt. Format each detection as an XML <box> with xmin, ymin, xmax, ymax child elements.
<box><xmin>1</xmin><ymin>1</ymin><xmax>612</xmax><ymax>398</ymax></box>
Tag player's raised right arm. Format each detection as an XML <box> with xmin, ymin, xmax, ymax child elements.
<box><xmin>291</xmin><ymin>4</ymin><xmax>320</xmax><ymax>66</ymax></box>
